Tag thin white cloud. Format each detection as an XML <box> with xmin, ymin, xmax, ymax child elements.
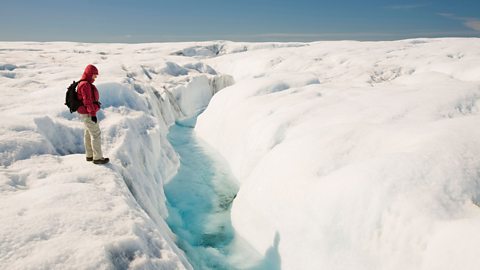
<box><xmin>437</xmin><ymin>13</ymin><xmax>454</xmax><ymax>18</ymax></box>
<box><xmin>465</xmin><ymin>19</ymin><xmax>480</xmax><ymax>31</ymax></box>
<box><xmin>386</xmin><ymin>4</ymin><xmax>428</xmax><ymax>10</ymax></box>
<box><xmin>438</xmin><ymin>13</ymin><xmax>480</xmax><ymax>32</ymax></box>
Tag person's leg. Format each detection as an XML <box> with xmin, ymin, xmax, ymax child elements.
<box><xmin>84</xmin><ymin>128</ymin><xmax>93</xmax><ymax>159</ymax></box>
<box><xmin>83</xmin><ymin>116</ymin><xmax>104</xmax><ymax>160</ymax></box>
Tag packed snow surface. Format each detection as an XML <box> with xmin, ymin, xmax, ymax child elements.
<box><xmin>1</xmin><ymin>38</ymin><xmax>480</xmax><ymax>270</ymax></box>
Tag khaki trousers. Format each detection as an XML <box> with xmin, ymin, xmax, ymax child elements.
<box><xmin>81</xmin><ymin>115</ymin><xmax>103</xmax><ymax>160</ymax></box>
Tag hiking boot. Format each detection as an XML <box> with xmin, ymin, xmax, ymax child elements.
<box><xmin>86</xmin><ymin>157</ymin><xmax>93</xmax><ymax>162</ymax></box>
<box><xmin>93</xmin><ymin>158</ymin><xmax>110</xmax><ymax>165</ymax></box>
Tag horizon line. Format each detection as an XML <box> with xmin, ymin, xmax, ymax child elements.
<box><xmin>1</xmin><ymin>31</ymin><xmax>479</xmax><ymax>44</ymax></box>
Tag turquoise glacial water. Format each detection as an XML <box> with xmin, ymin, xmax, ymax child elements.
<box><xmin>165</xmin><ymin>117</ymin><xmax>281</xmax><ymax>270</ymax></box>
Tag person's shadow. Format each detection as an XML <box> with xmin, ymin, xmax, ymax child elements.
<box><xmin>250</xmin><ymin>232</ymin><xmax>282</xmax><ymax>270</ymax></box>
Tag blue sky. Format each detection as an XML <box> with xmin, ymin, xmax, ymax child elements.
<box><xmin>1</xmin><ymin>0</ymin><xmax>479</xmax><ymax>42</ymax></box>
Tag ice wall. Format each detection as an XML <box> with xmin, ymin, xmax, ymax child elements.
<box><xmin>98</xmin><ymin>71</ymin><xmax>235</xmax><ymax>269</ymax></box>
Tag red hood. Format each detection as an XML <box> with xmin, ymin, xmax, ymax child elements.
<box><xmin>81</xmin><ymin>64</ymin><xmax>99</xmax><ymax>83</ymax></box>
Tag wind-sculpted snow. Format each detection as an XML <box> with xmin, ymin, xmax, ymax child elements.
<box><xmin>196</xmin><ymin>38</ymin><xmax>480</xmax><ymax>270</ymax></box>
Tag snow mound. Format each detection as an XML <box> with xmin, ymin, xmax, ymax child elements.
<box><xmin>196</xmin><ymin>38</ymin><xmax>480</xmax><ymax>270</ymax></box>
<box><xmin>162</xmin><ymin>62</ymin><xmax>189</xmax><ymax>77</ymax></box>
<box><xmin>0</xmin><ymin>63</ymin><xmax>17</xmax><ymax>71</ymax></box>
<box><xmin>99</xmin><ymin>82</ymin><xmax>148</xmax><ymax>111</ymax></box>
<box><xmin>183</xmin><ymin>62</ymin><xmax>217</xmax><ymax>75</ymax></box>
<box><xmin>172</xmin><ymin>43</ymin><xmax>225</xmax><ymax>57</ymax></box>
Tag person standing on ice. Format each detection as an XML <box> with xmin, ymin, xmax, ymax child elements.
<box><xmin>77</xmin><ymin>64</ymin><xmax>109</xmax><ymax>164</ymax></box>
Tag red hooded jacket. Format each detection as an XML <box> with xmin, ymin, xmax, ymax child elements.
<box><xmin>77</xmin><ymin>65</ymin><xmax>100</xmax><ymax>117</ymax></box>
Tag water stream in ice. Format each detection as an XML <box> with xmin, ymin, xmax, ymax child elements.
<box><xmin>165</xmin><ymin>116</ymin><xmax>268</xmax><ymax>270</ymax></box>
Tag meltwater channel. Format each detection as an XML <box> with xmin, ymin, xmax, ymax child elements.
<box><xmin>164</xmin><ymin>116</ymin><xmax>281</xmax><ymax>270</ymax></box>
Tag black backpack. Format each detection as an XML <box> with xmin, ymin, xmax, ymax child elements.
<box><xmin>65</xmin><ymin>80</ymin><xmax>95</xmax><ymax>113</ymax></box>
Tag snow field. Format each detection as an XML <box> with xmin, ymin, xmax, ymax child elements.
<box><xmin>1</xmin><ymin>39</ymin><xmax>480</xmax><ymax>270</ymax></box>
<box><xmin>0</xmin><ymin>42</ymin><xmax>233</xmax><ymax>269</ymax></box>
